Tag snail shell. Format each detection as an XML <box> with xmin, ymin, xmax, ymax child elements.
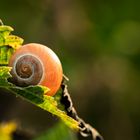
<box><xmin>9</xmin><ymin>43</ymin><xmax>63</xmax><ymax>96</ymax></box>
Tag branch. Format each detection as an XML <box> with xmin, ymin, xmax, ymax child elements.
<box><xmin>60</xmin><ymin>75</ymin><xmax>104</xmax><ymax>140</ymax></box>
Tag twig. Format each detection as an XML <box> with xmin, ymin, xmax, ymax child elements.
<box><xmin>61</xmin><ymin>75</ymin><xmax>104</xmax><ymax>140</ymax></box>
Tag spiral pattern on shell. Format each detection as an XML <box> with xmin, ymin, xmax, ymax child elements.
<box><xmin>9</xmin><ymin>43</ymin><xmax>63</xmax><ymax>96</ymax></box>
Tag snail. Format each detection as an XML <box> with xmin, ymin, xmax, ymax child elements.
<box><xmin>8</xmin><ymin>43</ymin><xmax>63</xmax><ymax>96</ymax></box>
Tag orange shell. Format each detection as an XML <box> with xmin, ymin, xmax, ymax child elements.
<box><xmin>9</xmin><ymin>43</ymin><xmax>63</xmax><ymax>96</ymax></box>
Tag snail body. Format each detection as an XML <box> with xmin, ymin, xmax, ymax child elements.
<box><xmin>9</xmin><ymin>43</ymin><xmax>63</xmax><ymax>96</ymax></box>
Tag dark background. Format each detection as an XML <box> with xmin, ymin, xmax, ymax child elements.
<box><xmin>0</xmin><ymin>0</ymin><xmax>140</xmax><ymax>140</ymax></box>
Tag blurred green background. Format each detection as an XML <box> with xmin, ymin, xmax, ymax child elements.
<box><xmin>0</xmin><ymin>0</ymin><xmax>140</xmax><ymax>140</ymax></box>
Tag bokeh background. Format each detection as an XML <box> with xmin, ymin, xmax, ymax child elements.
<box><xmin>0</xmin><ymin>0</ymin><xmax>140</xmax><ymax>140</ymax></box>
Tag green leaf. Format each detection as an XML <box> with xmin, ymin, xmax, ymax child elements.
<box><xmin>0</xmin><ymin>66</ymin><xmax>11</xmax><ymax>78</ymax></box>
<box><xmin>0</xmin><ymin>25</ymin><xmax>23</xmax><ymax>65</ymax></box>
<box><xmin>0</xmin><ymin>25</ymin><xmax>24</xmax><ymax>50</ymax></box>
<box><xmin>4</xmin><ymin>35</ymin><xmax>24</xmax><ymax>49</ymax></box>
<box><xmin>0</xmin><ymin>66</ymin><xmax>12</xmax><ymax>85</ymax></box>
<box><xmin>0</xmin><ymin>22</ymin><xmax>79</xmax><ymax>136</ymax></box>
<box><xmin>34</xmin><ymin>121</ymin><xmax>78</xmax><ymax>140</ymax></box>
<box><xmin>0</xmin><ymin>67</ymin><xmax>79</xmax><ymax>131</ymax></box>
<box><xmin>0</xmin><ymin>25</ymin><xmax>14</xmax><ymax>37</ymax></box>
<box><xmin>0</xmin><ymin>35</ymin><xmax>24</xmax><ymax>50</ymax></box>
<box><xmin>0</xmin><ymin>46</ymin><xmax>14</xmax><ymax>65</ymax></box>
